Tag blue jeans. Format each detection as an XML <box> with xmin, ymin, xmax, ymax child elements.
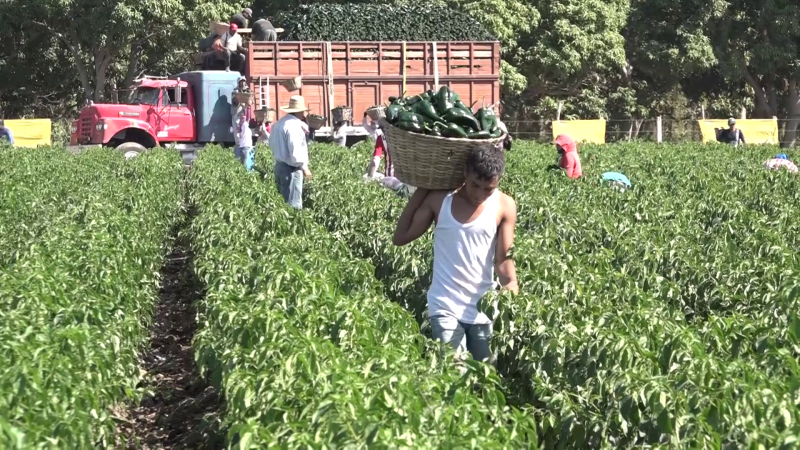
<box><xmin>235</xmin><ymin>146</ymin><xmax>254</xmax><ymax>171</ymax></box>
<box><xmin>274</xmin><ymin>161</ymin><xmax>303</xmax><ymax>209</ymax></box>
<box><xmin>430</xmin><ymin>315</ymin><xmax>493</xmax><ymax>363</ymax></box>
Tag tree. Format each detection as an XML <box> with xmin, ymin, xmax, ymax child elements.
<box><xmin>11</xmin><ymin>0</ymin><xmax>244</xmax><ymax>103</ymax></box>
<box><xmin>708</xmin><ymin>0</ymin><xmax>800</xmax><ymax>146</ymax></box>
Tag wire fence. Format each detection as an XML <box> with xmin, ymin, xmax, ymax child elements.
<box><xmin>504</xmin><ymin>118</ymin><xmax>800</xmax><ymax>145</ymax></box>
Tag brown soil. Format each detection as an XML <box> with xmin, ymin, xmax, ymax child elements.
<box><xmin>114</xmin><ymin>220</ymin><xmax>223</xmax><ymax>449</ymax></box>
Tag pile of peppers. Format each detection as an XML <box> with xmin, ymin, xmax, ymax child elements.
<box><xmin>383</xmin><ymin>87</ymin><xmax>503</xmax><ymax>139</ymax></box>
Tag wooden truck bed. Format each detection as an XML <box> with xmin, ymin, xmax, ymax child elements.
<box><xmin>245</xmin><ymin>41</ymin><xmax>501</xmax><ymax>129</ymax></box>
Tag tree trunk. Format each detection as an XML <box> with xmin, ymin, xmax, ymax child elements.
<box><xmin>781</xmin><ymin>77</ymin><xmax>800</xmax><ymax>148</ymax></box>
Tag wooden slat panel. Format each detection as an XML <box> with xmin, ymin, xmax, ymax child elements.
<box><xmin>351</xmin><ymin>84</ymin><xmax>379</xmax><ymax>120</ymax></box>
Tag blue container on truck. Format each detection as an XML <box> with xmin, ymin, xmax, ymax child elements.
<box><xmin>170</xmin><ymin>71</ymin><xmax>240</xmax><ymax>143</ymax></box>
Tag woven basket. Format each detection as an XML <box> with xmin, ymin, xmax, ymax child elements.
<box><xmin>255</xmin><ymin>108</ymin><xmax>276</xmax><ymax>123</ymax></box>
<box><xmin>366</xmin><ymin>106</ymin><xmax>386</xmax><ymax>120</ymax></box>
<box><xmin>283</xmin><ymin>76</ymin><xmax>302</xmax><ymax>92</ymax></box>
<box><xmin>234</xmin><ymin>92</ymin><xmax>252</xmax><ymax>105</ymax></box>
<box><xmin>210</xmin><ymin>21</ymin><xmax>229</xmax><ymax>36</ymax></box>
<box><xmin>332</xmin><ymin>106</ymin><xmax>352</xmax><ymax>123</ymax></box>
<box><xmin>307</xmin><ymin>114</ymin><xmax>326</xmax><ymax>130</ymax></box>
<box><xmin>379</xmin><ymin>118</ymin><xmax>506</xmax><ymax>190</ymax></box>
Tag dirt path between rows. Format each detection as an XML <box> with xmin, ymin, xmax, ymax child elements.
<box><xmin>115</xmin><ymin>212</ymin><xmax>223</xmax><ymax>449</ymax></box>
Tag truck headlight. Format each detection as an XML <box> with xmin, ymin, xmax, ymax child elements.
<box><xmin>95</xmin><ymin>122</ymin><xmax>107</xmax><ymax>131</ymax></box>
<box><xmin>71</xmin><ymin>124</ymin><xmax>77</xmax><ymax>134</ymax></box>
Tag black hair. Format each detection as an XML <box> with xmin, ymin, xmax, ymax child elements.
<box><xmin>465</xmin><ymin>146</ymin><xmax>505</xmax><ymax>181</ymax></box>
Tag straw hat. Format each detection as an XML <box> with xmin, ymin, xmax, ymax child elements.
<box><xmin>281</xmin><ymin>95</ymin><xmax>310</xmax><ymax>113</ymax></box>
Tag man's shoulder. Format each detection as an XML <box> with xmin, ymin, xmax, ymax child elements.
<box><xmin>497</xmin><ymin>191</ymin><xmax>516</xmax><ymax>214</ymax></box>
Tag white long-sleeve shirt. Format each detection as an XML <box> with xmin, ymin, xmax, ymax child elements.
<box><xmin>269</xmin><ymin>114</ymin><xmax>309</xmax><ymax>170</ymax></box>
<box><xmin>362</xmin><ymin>116</ymin><xmax>379</xmax><ymax>140</ymax></box>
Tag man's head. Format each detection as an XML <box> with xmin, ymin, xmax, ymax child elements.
<box><xmin>463</xmin><ymin>147</ymin><xmax>505</xmax><ymax>205</ymax></box>
<box><xmin>238</xmin><ymin>77</ymin><xmax>247</xmax><ymax>88</ymax></box>
<box><xmin>243</xmin><ymin>8</ymin><xmax>252</xmax><ymax>18</ymax></box>
<box><xmin>229</xmin><ymin>23</ymin><xmax>238</xmax><ymax>34</ymax></box>
<box><xmin>728</xmin><ymin>117</ymin><xmax>736</xmax><ymax>130</ymax></box>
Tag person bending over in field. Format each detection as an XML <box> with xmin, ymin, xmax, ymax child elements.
<box><xmin>764</xmin><ymin>153</ymin><xmax>798</xmax><ymax>173</ymax></box>
<box><xmin>601</xmin><ymin>171</ymin><xmax>631</xmax><ymax>192</ymax></box>
<box><xmin>392</xmin><ymin>147</ymin><xmax>519</xmax><ymax>364</ymax></box>
<box><xmin>553</xmin><ymin>134</ymin><xmax>582</xmax><ymax>179</ymax></box>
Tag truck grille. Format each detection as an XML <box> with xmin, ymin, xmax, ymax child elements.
<box><xmin>80</xmin><ymin>117</ymin><xmax>92</xmax><ymax>140</ymax></box>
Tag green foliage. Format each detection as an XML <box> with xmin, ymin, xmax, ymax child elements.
<box><xmin>275</xmin><ymin>4</ymin><xmax>495</xmax><ymax>41</ymax></box>
<box><xmin>0</xmin><ymin>147</ymin><xmax>184</xmax><ymax>447</ymax></box>
<box><xmin>189</xmin><ymin>146</ymin><xmax>539</xmax><ymax>447</ymax></box>
<box><xmin>299</xmin><ymin>140</ymin><xmax>800</xmax><ymax>447</ymax></box>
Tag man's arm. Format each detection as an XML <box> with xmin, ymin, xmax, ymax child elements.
<box><xmin>739</xmin><ymin>130</ymin><xmax>746</xmax><ymax>144</ymax></box>
<box><xmin>392</xmin><ymin>188</ymin><xmax>434</xmax><ymax>246</ymax></box>
<box><xmin>495</xmin><ymin>195</ymin><xmax>519</xmax><ymax>294</ymax></box>
<box><xmin>286</xmin><ymin>123</ymin><xmax>309</xmax><ymax>171</ymax></box>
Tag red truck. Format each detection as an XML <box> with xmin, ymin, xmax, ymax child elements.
<box><xmin>69</xmin><ymin>40</ymin><xmax>500</xmax><ymax>163</ymax></box>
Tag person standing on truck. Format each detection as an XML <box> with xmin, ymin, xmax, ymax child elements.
<box><xmin>0</xmin><ymin>120</ymin><xmax>14</xmax><ymax>145</ymax></box>
<box><xmin>269</xmin><ymin>95</ymin><xmax>312</xmax><ymax>209</ymax></box>
<box><xmin>217</xmin><ymin>23</ymin><xmax>247</xmax><ymax>73</ymax></box>
<box><xmin>230</xmin><ymin>8</ymin><xmax>252</xmax><ymax>29</ymax></box>
<box><xmin>392</xmin><ymin>147</ymin><xmax>519</xmax><ymax>364</ymax></box>
<box><xmin>252</xmin><ymin>17</ymin><xmax>278</xmax><ymax>42</ymax></box>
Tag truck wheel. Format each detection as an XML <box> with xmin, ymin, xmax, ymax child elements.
<box><xmin>117</xmin><ymin>142</ymin><xmax>147</xmax><ymax>159</ymax></box>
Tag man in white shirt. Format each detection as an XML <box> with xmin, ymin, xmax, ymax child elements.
<box><xmin>234</xmin><ymin>113</ymin><xmax>254</xmax><ymax>171</ymax></box>
<box><xmin>269</xmin><ymin>95</ymin><xmax>312</xmax><ymax>209</ymax></box>
<box><xmin>217</xmin><ymin>23</ymin><xmax>247</xmax><ymax>72</ymax></box>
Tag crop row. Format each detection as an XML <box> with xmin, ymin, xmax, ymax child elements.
<box><xmin>189</xmin><ymin>147</ymin><xmax>538</xmax><ymax>448</ymax></box>
<box><xmin>0</xmin><ymin>147</ymin><xmax>183</xmax><ymax>447</ymax></box>
<box><xmin>277</xmin><ymin>141</ymin><xmax>800</xmax><ymax>447</ymax></box>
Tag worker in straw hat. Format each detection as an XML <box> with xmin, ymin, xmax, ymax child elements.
<box><xmin>269</xmin><ymin>95</ymin><xmax>312</xmax><ymax>209</ymax></box>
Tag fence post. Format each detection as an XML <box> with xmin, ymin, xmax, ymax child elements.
<box><xmin>655</xmin><ymin>116</ymin><xmax>662</xmax><ymax>143</ymax></box>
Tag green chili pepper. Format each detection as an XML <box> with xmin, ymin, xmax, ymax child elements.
<box><xmin>405</xmin><ymin>95</ymin><xmax>423</xmax><ymax>106</ymax></box>
<box><xmin>489</xmin><ymin>128</ymin><xmax>504</xmax><ymax>138</ymax></box>
<box><xmin>386</xmin><ymin>104</ymin><xmax>404</xmax><ymax>123</ymax></box>
<box><xmin>454</xmin><ymin>100</ymin><xmax>473</xmax><ymax>116</ymax></box>
<box><xmin>414</xmin><ymin>100</ymin><xmax>443</xmax><ymax>122</ymax></box>
<box><xmin>397</xmin><ymin>120</ymin><xmax>422</xmax><ymax>132</ymax></box>
<box><xmin>467</xmin><ymin>130</ymin><xmax>491</xmax><ymax>139</ymax></box>
<box><xmin>388</xmin><ymin>96</ymin><xmax>398</xmax><ymax>103</ymax></box>
<box><xmin>442</xmin><ymin>108</ymin><xmax>480</xmax><ymax>132</ymax></box>
<box><xmin>441</xmin><ymin>123</ymin><xmax>468</xmax><ymax>139</ymax></box>
<box><xmin>435</xmin><ymin>86</ymin><xmax>456</xmax><ymax>113</ymax></box>
<box><xmin>398</xmin><ymin>111</ymin><xmax>426</xmax><ymax>124</ymax></box>
<box><xmin>476</xmin><ymin>107</ymin><xmax>497</xmax><ymax>132</ymax></box>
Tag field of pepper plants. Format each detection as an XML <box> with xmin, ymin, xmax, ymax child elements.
<box><xmin>255</xmin><ymin>140</ymin><xmax>799</xmax><ymax>448</ymax></box>
<box><xmin>1</xmin><ymin>139</ymin><xmax>798</xmax><ymax>448</ymax></box>
<box><xmin>0</xmin><ymin>147</ymin><xmax>183</xmax><ymax>447</ymax></box>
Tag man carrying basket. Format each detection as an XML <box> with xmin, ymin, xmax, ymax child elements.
<box><xmin>392</xmin><ymin>147</ymin><xmax>519</xmax><ymax>363</ymax></box>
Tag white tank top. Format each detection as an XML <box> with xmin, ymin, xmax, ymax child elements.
<box><xmin>427</xmin><ymin>190</ymin><xmax>500</xmax><ymax>324</ymax></box>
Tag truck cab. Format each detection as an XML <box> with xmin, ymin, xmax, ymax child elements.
<box><xmin>69</xmin><ymin>71</ymin><xmax>241</xmax><ymax>164</ymax></box>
